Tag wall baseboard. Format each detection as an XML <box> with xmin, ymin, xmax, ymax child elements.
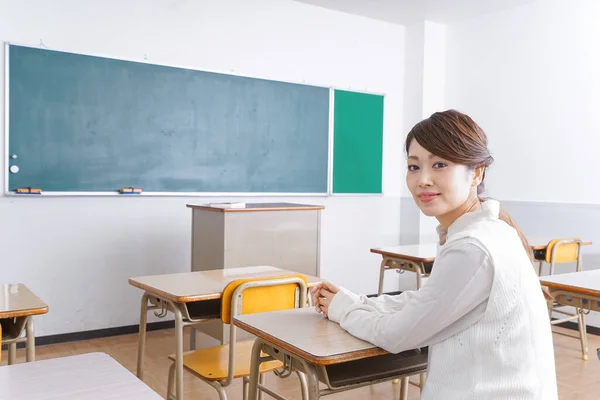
<box><xmin>2</xmin><ymin>320</ymin><xmax>174</xmax><ymax>350</ymax></box>
<box><xmin>552</xmin><ymin>320</ymin><xmax>600</xmax><ymax>336</ymax></box>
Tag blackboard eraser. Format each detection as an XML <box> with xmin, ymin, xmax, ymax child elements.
<box><xmin>119</xmin><ymin>187</ymin><xmax>142</xmax><ymax>194</ymax></box>
<box><xmin>15</xmin><ymin>187</ymin><xmax>42</xmax><ymax>194</ymax></box>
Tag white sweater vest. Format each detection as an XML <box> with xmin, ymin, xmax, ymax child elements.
<box><xmin>422</xmin><ymin>201</ymin><xmax>558</xmax><ymax>399</ymax></box>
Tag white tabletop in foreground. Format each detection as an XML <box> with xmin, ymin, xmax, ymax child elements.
<box><xmin>0</xmin><ymin>352</ymin><xmax>161</xmax><ymax>399</ymax></box>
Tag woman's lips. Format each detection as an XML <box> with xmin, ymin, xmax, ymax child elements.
<box><xmin>418</xmin><ymin>192</ymin><xmax>439</xmax><ymax>203</ymax></box>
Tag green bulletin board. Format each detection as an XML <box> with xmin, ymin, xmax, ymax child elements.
<box><xmin>332</xmin><ymin>90</ymin><xmax>384</xmax><ymax>194</ymax></box>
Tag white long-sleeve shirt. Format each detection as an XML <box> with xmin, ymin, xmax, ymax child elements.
<box><xmin>327</xmin><ymin>239</ymin><xmax>493</xmax><ymax>353</ymax></box>
<box><xmin>327</xmin><ymin>199</ymin><xmax>558</xmax><ymax>399</ymax></box>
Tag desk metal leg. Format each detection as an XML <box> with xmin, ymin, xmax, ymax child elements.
<box><xmin>248</xmin><ymin>339</ymin><xmax>264</xmax><ymax>400</ymax></box>
<box><xmin>136</xmin><ymin>292</ymin><xmax>150</xmax><ymax>379</ymax></box>
<box><xmin>173</xmin><ymin>305</ymin><xmax>185</xmax><ymax>400</ymax></box>
<box><xmin>297</xmin><ymin>359</ymin><xmax>320</xmax><ymax>400</ymax></box>
<box><xmin>378</xmin><ymin>258</ymin><xmax>427</xmax><ymax>294</ymax></box>
<box><xmin>578</xmin><ymin>309</ymin><xmax>588</xmax><ymax>360</ymax></box>
<box><xmin>415</xmin><ymin>263</ymin><xmax>424</xmax><ymax>289</ymax></box>
<box><xmin>167</xmin><ymin>363</ymin><xmax>175</xmax><ymax>400</ymax></box>
<box><xmin>377</xmin><ymin>258</ymin><xmax>387</xmax><ymax>296</ymax></box>
<box><xmin>8</xmin><ymin>343</ymin><xmax>16</xmax><ymax>365</ymax></box>
<box><xmin>398</xmin><ymin>377</ymin><xmax>409</xmax><ymax>400</ymax></box>
<box><xmin>190</xmin><ymin>326</ymin><xmax>196</xmax><ymax>350</ymax></box>
<box><xmin>25</xmin><ymin>317</ymin><xmax>34</xmax><ymax>362</ymax></box>
<box><xmin>296</xmin><ymin>370</ymin><xmax>309</xmax><ymax>400</ymax></box>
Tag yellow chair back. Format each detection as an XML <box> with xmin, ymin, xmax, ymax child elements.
<box><xmin>220</xmin><ymin>274</ymin><xmax>308</xmax><ymax>324</ymax></box>
<box><xmin>545</xmin><ymin>238</ymin><xmax>581</xmax><ymax>264</ymax></box>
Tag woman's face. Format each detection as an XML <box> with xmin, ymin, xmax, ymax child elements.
<box><xmin>406</xmin><ymin>139</ymin><xmax>483</xmax><ymax>228</ymax></box>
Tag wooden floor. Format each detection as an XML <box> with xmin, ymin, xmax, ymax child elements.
<box><xmin>2</xmin><ymin>325</ymin><xmax>599</xmax><ymax>399</ymax></box>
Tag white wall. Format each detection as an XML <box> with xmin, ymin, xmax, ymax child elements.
<box><xmin>400</xmin><ymin>21</ymin><xmax>447</xmax><ymax>254</ymax></box>
<box><xmin>445</xmin><ymin>0</ymin><xmax>600</xmax><ymax>328</ymax></box>
<box><xmin>405</xmin><ymin>0</ymin><xmax>600</xmax><ymax>238</ymax></box>
<box><xmin>418</xmin><ymin>21</ymin><xmax>447</xmax><ymax>245</ymax></box>
<box><xmin>445</xmin><ymin>0</ymin><xmax>600</xmax><ymax>204</ymax></box>
<box><xmin>0</xmin><ymin>0</ymin><xmax>406</xmax><ymax>335</ymax></box>
<box><xmin>396</xmin><ymin>21</ymin><xmax>448</xmax><ymax>290</ymax></box>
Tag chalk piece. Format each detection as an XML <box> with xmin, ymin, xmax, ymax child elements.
<box><xmin>119</xmin><ymin>187</ymin><xmax>142</xmax><ymax>194</ymax></box>
<box><xmin>15</xmin><ymin>187</ymin><xmax>41</xmax><ymax>194</ymax></box>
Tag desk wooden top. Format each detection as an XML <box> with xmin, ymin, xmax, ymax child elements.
<box><xmin>129</xmin><ymin>266</ymin><xmax>322</xmax><ymax>303</ymax></box>
<box><xmin>370</xmin><ymin>244</ymin><xmax>437</xmax><ymax>262</ymax></box>
<box><xmin>0</xmin><ymin>352</ymin><xmax>161</xmax><ymax>399</ymax></box>
<box><xmin>540</xmin><ymin>270</ymin><xmax>600</xmax><ymax>298</ymax></box>
<box><xmin>371</xmin><ymin>238</ymin><xmax>593</xmax><ymax>259</ymax></box>
<box><xmin>186</xmin><ymin>202</ymin><xmax>325</xmax><ymax>213</ymax></box>
<box><xmin>0</xmin><ymin>284</ymin><xmax>48</xmax><ymax>319</ymax></box>
<box><xmin>233</xmin><ymin>307</ymin><xmax>388</xmax><ymax>365</ymax></box>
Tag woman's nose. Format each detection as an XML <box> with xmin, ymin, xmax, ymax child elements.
<box><xmin>418</xmin><ymin>169</ymin><xmax>432</xmax><ymax>187</ymax></box>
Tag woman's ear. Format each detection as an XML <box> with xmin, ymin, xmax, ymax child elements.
<box><xmin>473</xmin><ymin>165</ymin><xmax>485</xmax><ymax>187</ymax></box>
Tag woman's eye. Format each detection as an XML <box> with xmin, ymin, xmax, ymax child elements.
<box><xmin>407</xmin><ymin>165</ymin><xmax>419</xmax><ymax>171</ymax></box>
<box><xmin>433</xmin><ymin>162</ymin><xmax>447</xmax><ymax>169</ymax></box>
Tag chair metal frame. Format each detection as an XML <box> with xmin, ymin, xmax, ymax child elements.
<box><xmin>542</xmin><ymin>238</ymin><xmax>588</xmax><ymax>360</ymax></box>
<box><xmin>166</xmin><ymin>276</ymin><xmax>309</xmax><ymax>400</ymax></box>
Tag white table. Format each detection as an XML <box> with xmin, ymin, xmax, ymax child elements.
<box><xmin>0</xmin><ymin>352</ymin><xmax>161</xmax><ymax>399</ymax></box>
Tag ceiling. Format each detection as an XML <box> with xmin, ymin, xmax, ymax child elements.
<box><xmin>293</xmin><ymin>0</ymin><xmax>536</xmax><ymax>25</ymax></box>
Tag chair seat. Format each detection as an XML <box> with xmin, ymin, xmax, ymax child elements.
<box><xmin>169</xmin><ymin>340</ymin><xmax>282</xmax><ymax>381</ymax></box>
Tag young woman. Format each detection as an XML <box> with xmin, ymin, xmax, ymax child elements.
<box><xmin>312</xmin><ymin>110</ymin><xmax>558</xmax><ymax>399</ymax></box>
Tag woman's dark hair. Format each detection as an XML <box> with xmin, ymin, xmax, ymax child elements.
<box><xmin>405</xmin><ymin>109</ymin><xmax>534</xmax><ymax>266</ymax></box>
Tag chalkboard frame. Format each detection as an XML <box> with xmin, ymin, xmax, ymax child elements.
<box><xmin>3</xmin><ymin>42</ymin><xmax>386</xmax><ymax>197</ymax></box>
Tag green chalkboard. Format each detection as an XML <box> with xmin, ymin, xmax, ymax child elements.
<box><xmin>332</xmin><ymin>90</ymin><xmax>384</xmax><ymax>194</ymax></box>
<box><xmin>7</xmin><ymin>45</ymin><xmax>330</xmax><ymax>193</ymax></box>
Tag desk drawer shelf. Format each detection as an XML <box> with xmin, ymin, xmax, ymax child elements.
<box><xmin>323</xmin><ymin>348</ymin><xmax>428</xmax><ymax>388</ymax></box>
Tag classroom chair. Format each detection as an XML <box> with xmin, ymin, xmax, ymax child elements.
<box><xmin>166</xmin><ymin>275</ymin><xmax>309</xmax><ymax>400</ymax></box>
<box><xmin>543</xmin><ymin>238</ymin><xmax>588</xmax><ymax>360</ymax></box>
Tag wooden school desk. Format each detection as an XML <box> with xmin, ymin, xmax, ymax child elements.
<box><xmin>372</xmin><ymin>238</ymin><xmax>593</xmax><ymax>294</ymax></box>
<box><xmin>0</xmin><ymin>283</ymin><xmax>48</xmax><ymax>364</ymax></box>
<box><xmin>0</xmin><ymin>352</ymin><xmax>161</xmax><ymax>399</ymax></box>
<box><xmin>539</xmin><ymin>269</ymin><xmax>600</xmax><ymax>360</ymax></box>
<box><xmin>234</xmin><ymin>308</ymin><xmax>428</xmax><ymax>400</ymax></box>
<box><xmin>371</xmin><ymin>244</ymin><xmax>437</xmax><ymax>295</ymax></box>
<box><xmin>129</xmin><ymin>266</ymin><xmax>322</xmax><ymax>400</ymax></box>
